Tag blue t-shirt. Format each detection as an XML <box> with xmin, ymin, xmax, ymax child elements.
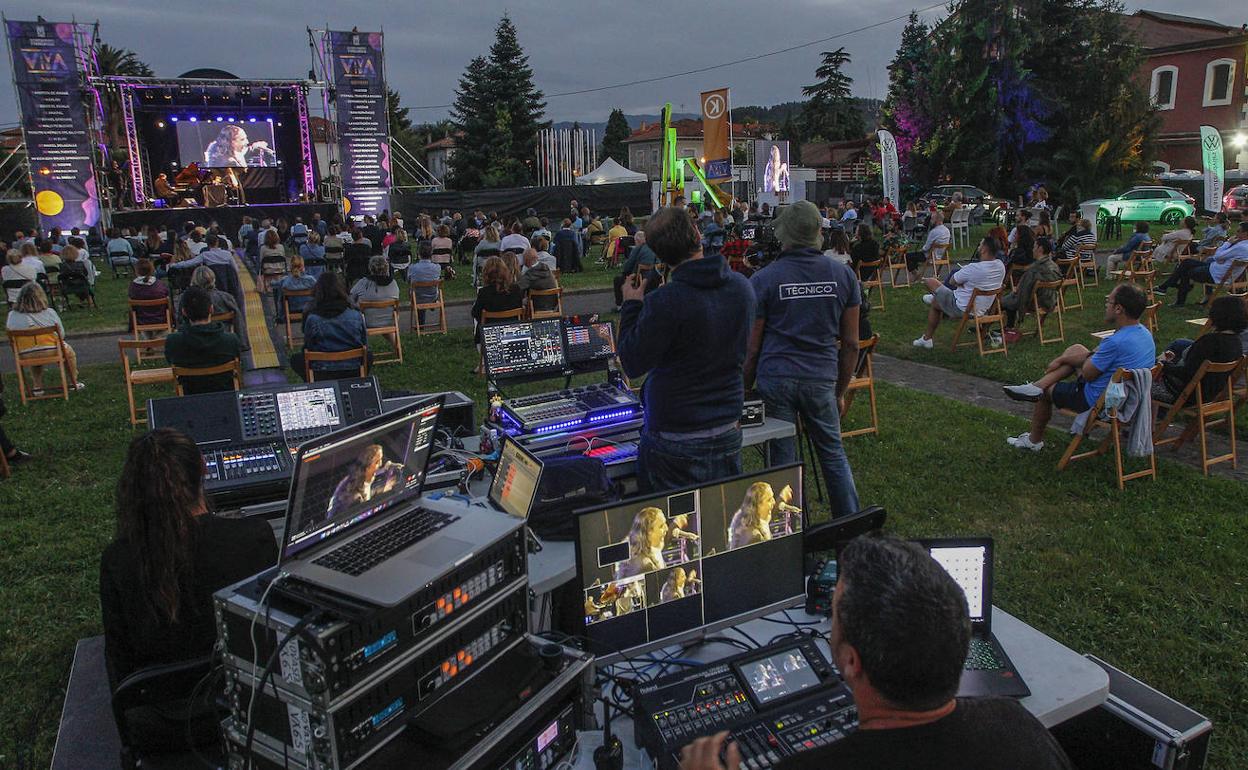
<box><xmin>750</xmin><ymin>248</ymin><xmax>861</xmax><ymax>381</ymax></box>
<box><xmin>1086</xmin><ymin>324</ymin><xmax>1156</xmax><ymax>405</ymax></box>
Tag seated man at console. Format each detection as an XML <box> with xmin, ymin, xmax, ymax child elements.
<box><xmin>679</xmin><ymin>535</ymin><xmax>1072</xmax><ymax>770</ymax></box>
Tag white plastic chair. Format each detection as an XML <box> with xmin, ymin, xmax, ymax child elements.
<box><xmin>950</xmin><ymin>209</ymin><xmax>971</xmax><ymax>250</ymax></box>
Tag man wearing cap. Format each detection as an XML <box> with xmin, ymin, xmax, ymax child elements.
<box><xmin>744</xmin><ymin>200</ymin><xmax>861</xmax><ymax>518</ymax></box>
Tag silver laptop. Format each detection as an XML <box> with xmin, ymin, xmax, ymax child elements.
<box><xmin>488</xmin><ymin>436</ymin><xmax>545</xmax><ymax>520</ymax></box>
<box><xmin>277</xmin><ymin>397</ymin><xmax>517</xmax><ymax>607</ymax></box>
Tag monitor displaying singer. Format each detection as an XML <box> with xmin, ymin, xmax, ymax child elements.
<box><xmin>203</xmin><ymin>124</ymin><xmax>273</xmax><ymax>168</ymax></box>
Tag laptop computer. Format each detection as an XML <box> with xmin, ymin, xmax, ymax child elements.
<box><xmin>488</xmin><ymin>436</ymin><xmax>545</xmax><ymax>520</ymax></box>
<box><xmin>920</xmin><ymin>537</ymin><xmax>1031</xmax><ymax>698</ymax></box>
<box><xmin>276</xmin><ymin>397</ymin><xmax>518</xmax><ymax>607</ymax></box>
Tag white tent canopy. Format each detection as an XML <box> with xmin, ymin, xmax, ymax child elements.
<box><xmin>575</xmin><ymin>158</ymin><xmax>647</xmax><ymax>185</ymax></box>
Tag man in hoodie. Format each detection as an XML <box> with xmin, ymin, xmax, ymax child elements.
<box><xmin>745</xmin><ymin>201</ymin><xmax>861</xmax><ymax>519</ymax></box>
<box><xmin>517</xmin><ymin>247</ymin><xmax>559</xmax><ymax>312</ymax></box>
<box><xmin>165</xmin><ymin>286</ymin><xmax>242</xmax><ymax>394</ymax></box>
<box><xmin>618</xmin><ymin>206</ymin><xmax>756</xmax><ymax>494</ymax></box>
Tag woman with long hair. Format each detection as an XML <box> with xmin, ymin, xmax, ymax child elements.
<box><xmin>728</xmin><ymin>482</ymin><xmax>777</xmax><ymax>549</ymax></box>
<box><xmin>100</xmin><ymin>429</ymin><xmax>277</xmax><ymax>686</ymax></box>
<box><xmin>825</xmin><ymin>229</ymin><xmax>851</xmax><ymax>265</ymax></box>
<box><xmin>614</xmin><ymin>507</ymin><xmax>668</xmax><ymax>579</ymax></box>
<box><xmin>326</xmin><ymin>443</ymin><xmax>404</xmax><ymax>515</ymax></box>
<box><xmin>292</xmin><ymin>272</ymin><xmax>369</xmax><ymax>381</ymax></box>
<box><xmin>5</xmin><ymin>283</ymin><xmax>82</xmax><ymax>391</ymax></box>
<box><xmin>470</xmin><ymin>255</ymin><xmax>525</xmax><ymax>373</ymax></box>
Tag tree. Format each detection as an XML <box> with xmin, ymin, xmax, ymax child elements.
<box><xmin>801</xmin><ymin>48</ymin><xmax>864</xmax><ymax>142</ymax></box>
<box><xmin>780</xmin><ymin>111</ymin><xmax>803</xmax><ymax>166</ymax></box>
<box><xmin>601</xmin><ymin>108</ymin><xmax>631</xmax><ymax>165</ymax></box>
<box><xmin>95</xmin><ymin>43</ymin><xmax>154</xmax><ymax>152</ymax></box>
<box><xmin>448</xmin><ymin>56</ymin><xmax>493</xmax><ymax>190</ymax></box>
<box><xmin>880</xmin><ymin>12</ymin><xmax>934</xmax><ymax>183</ymax></box>
<box><xmin>387</xmin><ymin>87</ymin><xmax>413</xmax><ymax>136</ymax></box>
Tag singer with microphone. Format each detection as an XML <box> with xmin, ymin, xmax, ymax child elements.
<box><xmin>728</xmin><ymin>482</ymin><xmax>800</xmax><ymax>549</ymax></box>
<box><xmin>204</xmin><ymin>124</ymin><xmax>274</xmax><ymax>168</ymax></box>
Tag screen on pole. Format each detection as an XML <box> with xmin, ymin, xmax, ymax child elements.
<box><xmin>754</xmin><ymin>140</ymin><xmax>790</xmax><ymax>196</ymax></box>
<box><xmin>176</xmin><ymin>121</ymin><xmax>278</xmax><ymax>168</ymax></box>
<box><xmin>327</xmin><ymin>30</ymin><xmax>391</xmax><ymax>219</ymax></box>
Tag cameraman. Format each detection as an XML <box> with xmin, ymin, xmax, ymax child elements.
<box><xmin>744</xmin><ymin>201</ymin><xmax>860</xmax><ymax>518</ymax></box>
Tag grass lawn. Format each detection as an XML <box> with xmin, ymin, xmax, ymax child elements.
<box><xmin>1</xmin><ymin>326</ymin><xmax>1246</xmax><ymax>767</ymax></box>
<box><xmin>51</xmin><ymin>267</ymin><xmax>134</xmax><ymax>335</ymax></box>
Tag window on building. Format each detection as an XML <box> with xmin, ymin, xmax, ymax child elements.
<box><xmin>1151</xmin><ymin>66</ymin><xmax>1177</xmax><ymax>110</ymax></box>
<box><xmin>1204</xmin><ymin>59</ymin><xmax>1235</xmax><ymax>107</ymax></box>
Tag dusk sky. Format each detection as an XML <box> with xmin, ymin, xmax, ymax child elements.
<box><xmin>1</xmin><ymin>1</ymin><xmax>1243</xmax><ymax>126</ymax></box>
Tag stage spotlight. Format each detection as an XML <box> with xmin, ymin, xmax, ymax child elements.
<box><xmin>276</xmin><ymin>122</ymin><xmax>283</xmax><ymax>127</ymax></box>
<box><xmin>266</xmin><ymin>117</ymin><xmax>274</xmax><ymax>123</ymax></box>
<box><xmin>228</xmin><ymin>117</ymin><xmax>235</xmax><ymax>122</ymax></box>
<box><xmin>216</xmin><ymin>116</ymin><xmax>224</xmax><ymax>122</ymax></box>
<box><xmin>156</xmin><ymin>120</ymin><xmax>166</xmax><ymax>129</ymax></box>
<box><xmin>188</xmin><ymin>117</ymin><xmax>198</xmax><ymax>122</ymax></box>
<box><xmin>248</xmin><ymin>117</ymin><xmax>257</xmax><ymax>123</ymax></box>
<box><xmin>170</xmin><ymin>117</ymin><xmax>179</xmax><ymax>123</ymax></box>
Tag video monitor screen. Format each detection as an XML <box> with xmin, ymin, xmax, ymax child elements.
<box><xmin>283</xmin><ymin>400</ymin><xmax>441</xmax><ymax>559</ymax></box>
<box><xmin>275</xmin><ymin>386</ymin><xmax>342</xmax><ymax>434</ymax></box>
<box><xmin>482</xmin><ymin>319</ymin><xmax>566</xmax><ymax>379</ymax></box>
<box><xmin>754</xmin><ymin>140</ymin><xmax>790</xmax><ymax>194</ymax></box>
<box><xmin>489</xmin><ymin>437</ymin><xmax>544</xmax><ymax>519</ymax></box>
<box><xmin>177</xmin><ymin>120</ymin><xmax>278</xmax><ymax>168</ymax></box>
<box><xmin>575</xmin><ymin>465</ymin><xmax>804</xmax><ymax>659</ymax></box>
<box><xmin>563</xmin><ymin>321</ymin><xmax>616</xmax><ymax>365</ymax></box>
<box><xmin>738</xmin><ymin>647</ymin><xmax>821</xmax><ymax>705</ymax></box>
<box><xmin>927</xmin><ymin>543</ymin><xmax>988</xmax><ymax>622</ymax></box>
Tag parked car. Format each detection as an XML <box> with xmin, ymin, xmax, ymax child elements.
<box><xmin>918</xmin><ymin>184</ymin><xmax>1013</xmax><ymax>223</ymax></box>
<box><xmin>1224</xmin><ymin>184</ymin><xmax>1248</xmax><ymax>213</ymax></box>
<box><xmin>1082</xmin><ymin>186</ymin><xmax>1195</xmax><ymax>225</ymax></box>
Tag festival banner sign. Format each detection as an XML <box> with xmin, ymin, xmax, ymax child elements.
<box><xmin>328</xmin><ymin>30</ymin><xmax>391</xmax><ymax>219</ymax></box>
<box><xmin>1199</xmin><ymin>125</ymin><xmax>1224</xmax><ymax>213</ymax></box>
<box><xmin>877</xmin><ymin>129</ymin><xmax>900</xmax><ymax>208</ymax></box>
<box><xmin>700</xmin><ymin>88</ymin><xmax>731</xmax><ymax>182</ymax></box>
<box><xmin>6</xmin><ymin>21</ymin><xmax>99</xmax><ymax>233</ymax></box>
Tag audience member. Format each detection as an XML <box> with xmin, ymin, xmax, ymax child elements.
<box><xmin>3</xmin><ymin>248</ymin><xmax>40</xmax><ymax>303</ymax></box>
<box><xmin>407</xmin><ymin>250</ymin><xmax>443</xmax><ymax>325</ymax></box>
<box><xmin>350</xmin><ymin>255</ymin><xmax>401</xmax><ymax>328</ymax></box>
<box><xmin>1153</xmin><ymin>295</ymin><xmax>1246</xmax><ymax>404</ymax></box>
<box><xmin>165</xmin><ymin>286</ymin><xmax>242</xmax><ymax>394</ymax></box>
<box><xmin>745</xmin><ymin>201</ymin><xmax>861</xmax><ymax>518</ymax></box>
<box><xmin>517</xmin><ymin>248</ymin><xmax>559</xmax><ymax>312</ymax></box>
<box><xmin>1002</xmin><ymin>238</ymin><xmax>1062</xmax><ymax>336</ymax></box>
<box><xmin>1105</xmin><ymin>221</ymin><xmax>1151</xmax><ymax>279</ymax></box>
<box><xmin>849</xmin><ymin>224</ymin><xmax>880</xmax><ymax>279</ymax></box>
<box><xmin>912</xmin><ymin>236</ymin><xmax>1006</xmax><ymax>349</ymax></box>
<box><xmin>1150</xmin><ymin>216</ymin><xmax>1196</xmax><ymax>263</ymax></box>
<box><xmin>274</xmin><ymin>254</ymin><xmax>317</xmax><ymax>323</ymax></box>
<box><xmin>1003</xmin><ymin>284</ymin><xmax>1155</xmax><ymax>450</ymax></box>
<box><xmin>1196</xmin><ymin>213</ymin><xmax>1228</xmax><ymax>251</ymax></box>
<box><xmin>292</xmin><ymin>273</ymin><xmax>369</xmax><ymax>381</ymax></box>
<box><xmin>299</xmin><ymin>231</ymin><xmax>327</xmax><ymax>277</ymax></box>
<box><xmin>617</xmin><ymin>206</ymin><xmax>755</xmax><ymax>494</ymax></box>
<box><xmin>5</xmin><ymin>283</ymin><xmax>83</xmax><ymax>392</ymax></box>
<box><xmin>128</xmin><ymin>258</ymin><xmax>170</xmax><ymax>332</ymax></box>
<box><xmin>1155</xmin><ymin>221</ymin><xmax>1248</xmax><ymax>306</ymax></box>
<box><xmin>905</xmin><ymin>212</ymin><xmax>950</xmax><ymax>278</ymax></box>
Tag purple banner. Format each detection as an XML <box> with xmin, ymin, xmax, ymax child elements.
<box><xmin>328</xmin><ymin>30</ymin><xmax>390</xmax><ymax>219</ymax></box>
<box><xmin>6</xmin><ymin>21</ymin><xmax>99</xmax><ymax>233</ymax></box>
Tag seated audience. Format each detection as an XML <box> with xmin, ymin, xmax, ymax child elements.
<box><xmin>292</xmin><ymin>273</ymin><xmax>369</xmax><ymax>381</ymax></box>
<box><xmin>912</xmin><ymin>236</ymin><xmax>1006</xmax><ymax>349</ymax></box>
<box><xmin>128</xmin><ymin>258</ymin><xmax>170</xmax><ymax>332</ymax></box>
<box><xmin>1105</xmin><ymin>221</ymin><xmax>1151</xmax><ymax>279</ymax></box>
<box><xmin>474</xmin><ymin>225</ymin><xmax>503</xmax><ymax>284</ymax></box>
<box><xmin>1059</xmin><ymin>218</ymin><xmax>1096</xmax><ymax>259</ymax></box>
<box><xmin>1007</xmin><ymin>220</ymin><xmax>1035</xmax><ymax>267</ymax></box>
<box><xmin>1196</xmin><ymin>213</ymin><xmax>1228</xmax><ymax>252</ymax></box>
<box><xmin>825</xmin><ymin>229</ymin><xmax>852</xmax><ymax>265</ymax></box>
<box><xmin>430</xmin><ymin>224</ymin><xmax>455</xmax><ymax>273</ymax></box>
<box><xmin>274</xmin><ymin>254</ymin><xmax>317</xmax><ymax>323</ymax></box>
<box><xmin>614</xmin><ymin>231</ymin><xmax>657</xmax><ymax>307</ymax></box>
<box><xmin>517</xmin><ymin>247</ymin><xmax>559</xmax><ymax>312</ymax></box>
<box><xmin>99</xmin><ymin>428</ymin><xmax>277</xmax><ymax>744</ymax></box>
<box><xmin>680</xmin><ymin>535</ymin><xmax>1072</xmax><ymax>770</ymax></box>
<box><xmin>3</xmin><ymin>248</ymin><xmax>40</xmax><ymax>303</ymax></box>
<box><xmin>165</xmin><ymin>287</ymin><xmax>242</xmax><ymax>394</ymax></box>
<box><xmin>1155</xmin><ymin>221</ymin><xmax>1248</xmax><ymax>306</ymax></box>
<box><xmin>298</xmin><ymin>231</ymin><xmax>327</xmax><ymax>277</ymax></box>
<box><xmin>1150</xmin><ymin>216</ymin><xmax>1196</xmax><ymax>263</ymax></box>
<box><xmin>471</xmin><ymin>256</ymin><xmax>525</xmax><ymax>373</ymax></box>
<box><xmin>905</xmin><ymin>212</ymin><xmax>950</xmax><ymax>278</ymax></box>
<box><xmin>350</xmin><ymin>255</ymin><xmax>401</xmax><ymax>328</ymax></box>
<box><xmin>106</xmin><ymin>227</ymin><xmax>135</xmax><ymax>267</ymax></box>
<box><xmin>1003</xmin><ymin>284</ymin><xmax>1154</xmax><ymax>450</ymax></box>
<box><xmin>1154</xmin><ymin>295</ymin><xmax>1246</xmax><ymax>404</ymax></box>
<box><xmin>176</xmin><ymin>266</ymin><xmax>247</xmax><ymax>351</ymax></box>
<box><xmin>1002</xmin><ymin>238</ymin><xmax>1062</xmax><ymax>336</ymax></box>
<box><xmin>5</xmin><ymin>283</ymin><xmax>83</xmax><ymax>391</ymax></box>
<box><xmin>531</xmin><ymin>235</ymin><xmax>557</xmax><ymax>271</ymax></box>
<box><xmin>408</xmin><ymin>251</ymin><xmax>443</xmax><ymax>325</ymax></box>
<box><xmin>849</xmin><ymin>224</ymin><xmax>880</xmax><ymax>279</ymax></box>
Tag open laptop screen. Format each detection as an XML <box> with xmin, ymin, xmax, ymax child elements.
<box><xmin>283</xmin><ymin>399</ymin><xmax>442</xmax><ymax>559</ymax></box>
<box><xmin>924</xmin><ymin>539</ymin><xmax>992</xmax><ymax>624</ymax></box>
<box><xmin>489</xmin><ymin>437</ymin><xmax>544</xmax><ymax>519</ymax></box>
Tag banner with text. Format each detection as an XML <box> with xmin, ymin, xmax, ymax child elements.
<box><xmin>700</xmin><ymin>88</ymin><xmax>731</xmax><ymax>182</ymax></box>
<box><xmin>877</xmin><ymin>129</ymin><xmax>900</xmax><ymax>208</ymax></box>
<box><xmin>328</xmin><ymin>30</ymin><xmax>391</xmax><ymax>219</ymax></box>
<box><xmin>1199</xmin><ymin>125</ymin><xmax>1224</xmax><ymax>213</ymax></box>
<box><xmin>6</xmin><ymin>20</ymin><xmax>99</xmax><ymax>233</ymax></box>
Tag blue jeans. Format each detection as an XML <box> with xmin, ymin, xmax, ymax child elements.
<box><xmin>756</xmin><ymin>376</ymin><xmax>860</xmax><ymax>519</ymax></box>
<box><xmin>637</xmin><ymin>426</ymin><xmax>742</xmax><ymax>495</ymax></box>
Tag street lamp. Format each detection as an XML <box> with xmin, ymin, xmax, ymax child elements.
<box><xmin>1232</xmin><ymin>132</ymin><xmax>1247</xmax><ymax>148</ymax></box>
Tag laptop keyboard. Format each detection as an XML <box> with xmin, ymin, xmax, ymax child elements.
<box><xmin>313</xmin><ymin>508</ymin><xmax>459</xmax><ymax>576</ymax></box>
<box><xmin>965</xmin><ymin>637</ymin><xmax>1005</xmax><ymax>670</ymax></box>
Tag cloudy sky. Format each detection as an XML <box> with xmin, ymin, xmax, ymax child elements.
<box><xmin>1</xmin><ymin>0</ymin><xmax>1241</xmax><ymax>126</ymax></box>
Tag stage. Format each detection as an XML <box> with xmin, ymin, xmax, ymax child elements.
<box><xmin>111</xmin><ymin>202</ymin><xmax>340</xmax><ymax>234</ymax></box>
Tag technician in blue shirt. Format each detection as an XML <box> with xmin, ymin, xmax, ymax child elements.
<box><xmin>1002</xmin><ymin>283</ymin><xmax>1156</xmax><ymax>451</ymax></box>
<box><xmin>745</xmin><ymin>201</ymin><xmax>861</xmax><ymax>518</ymax></box>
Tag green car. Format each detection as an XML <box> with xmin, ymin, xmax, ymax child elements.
<box><xmin>1086</xmin><ymin>186</ymin><xmax>1196</xmax><ymax>226</ymax></box>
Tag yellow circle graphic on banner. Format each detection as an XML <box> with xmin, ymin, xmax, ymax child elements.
<box><xmin>343</xmin><ymin>197</ymin><xmax>352</xmax><ymax>215</ymax></box>
<box><xmin>36</xmin><ymin>190</ymin><xmax>64</xmax><ymax>216</ymax></box>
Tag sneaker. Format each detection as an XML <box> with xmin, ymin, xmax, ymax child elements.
<box><xmin>912</xmin><ymin>336</ymin><xmax>934</xmax><ymax>349</ymax></box>
<box><xmin>989</xmin><ymin>332</ymin><xmax>1003</xmax><ymax>347</ymax></box>
<box><xmin>1153</xmin><ymin>285</ymin><xmax>1168</xmax><ymax>295</ymax></box>
<box><xmin>1002</xmin><ymin>383</ymin><xmax>1043</xmax><ymax>402</ymax></box>
<box><xmin>6</xmin><ymin>449</ymin><xmax>31</xmax><ymax>464</ymax></box>
<box><xmin>74</xmin><ymin>382</ymin><xmax>86</xmax><ymax>391</ymax></box>
<box><xmin>921</xmin><ymin>293</ymin><xmax>934</xmax><ymax>305</ymax></box>
<box><xmin>1006</xmin><ymin>432</ymin><xmax>1045</xmax><ymax>451</ymax></box>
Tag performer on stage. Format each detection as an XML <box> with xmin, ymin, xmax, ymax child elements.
<box><xmin>728</xmin><ymin>482</ymin><xmax>801</xmax><ymax>549</ymax></box>
<box><xmin>614</xmin><ymin>507</ymin><xmax>668</xmax><ymax>579</ymax></box>
<box><xmin>326</xmin><ymin>444</ymin><xmax>404</xmax><ymax>516</ymax></box>
<box><xmin>204</xmin><ymin>124</ymin><xmax>272</xmax><ymax>168</ymax></box>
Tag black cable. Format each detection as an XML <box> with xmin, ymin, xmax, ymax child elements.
<box><xmin>729</xmin><ymin>627</ymin><xmax>762</xmax><ymax>648</ymax></box>
<box><xmin>406</xmin><ymin>2</ymin><xmax>947</xmax><ymax>110</ymax></box>
<box><xmin>186</xmin><ymin>664</ymin><xmax>224</xmax><ymax>769</ymax></box>
<box><xmin>241</xmin><ymin>611</ymin><xmax>320</xmax><ymax>770</ymax></box>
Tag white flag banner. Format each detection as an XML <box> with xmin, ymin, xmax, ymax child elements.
<box><xmin>877</xmin><ymin>129</ymin><xmax>900</xmax><ymax>207</ymax></box>
<box><xmin>1200</xmin><ymin>125</ymin><xmax>1224</xmax><ymax>213</ymax></box>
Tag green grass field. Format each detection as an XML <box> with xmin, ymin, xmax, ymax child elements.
<box><xmin>1</xmin><ymin>319</ymin><xmax>1246</xmax><ymax>767</ymax></box>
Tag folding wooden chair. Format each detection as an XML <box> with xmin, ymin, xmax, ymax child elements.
<box><xmin>1057</xmin><ymin>257</ymin><xmax>1083</xmax><ymax>311</ymax></box>
<box><xmin>7</xmin><ymin>326</ymin><xmax>71</xmax><ymax>403</ymax></box>
<box><xmin>885</xmin><ymin>244</ymin><xmax>910</xmax><ymax>288</ymax></box>
<box><xmin>304</xmin><ymin>347</ymin><xmax>369</xmax><ymax>382</ymax></box>
<box><xmin>1207</xmin><ymin>259</ymin><xmax>1248</xmax><ymax>302</ymax></box>
<box><xmin>525</xmin><ymin>288</ymin><xmax>564</xmax><ymax>320</ymax></box>
<box><xmin>1089</xmin><ymin>303</ymin><xmax>1160</xmax><ymax>341</ymax></box>
<box><xmin>172</xmin><ymin>359</ymin><xmax>241</xmax><ymax>396</ymax></box>
<box><xmin>359</xmin><ymin>299</ymin><xmax>404</xmax><ymax>365</ymax></box>
<box><xmin>118</xmin><ymin>339</ymin><xmax>174</xmax><ymax>426</ymax></box>
<box><xmin>841</xmin><ymin>334</ymin><xmax>879</xmax><ymax>438</ymax></box>
<box><xmin>950</xmin><ymin>287</ymin><xmax>1008</xmax><ymax>356</ymax></box>
<box><xmin>927</xmin><ymin>241</ymin><xmax>952</xmax><ymax>279</ymax></box>
<box><xmin>282</xmin><ymin>288</ymin><xmax>313</xmax><ymax>350</ymax></box>
<box><xmin>128</xmin><ymin>298</ymin><xmax>173</xmax><ymax>362</ymax></box>
<box><xmin>855</xmin><ymin>259</ymin><xmax>885</xmax><ymax>311</ymax></box>
<box><xmin>409</xmin><ymin>280</ymin><xmax>447</xmax><ymax>335</ymax></box>
<box><xmin>1153</xmin><ymin>357</ymin><xmax>1246</xmax><ymax>475</ymax></box>
<box><xmin>1076</xmin><ymin>243</ymin><xmax>1098</xmax><ymax>288</ymax></box>
<box><xmin>1019</xmin><ymin>279</ymin><xmax>1065</xmax><ymax>345</ymax></box>
<box><xmin>1057</xmin><ymin>368</ymin><xmax>1156</xmax><ymax>489</ymax></box>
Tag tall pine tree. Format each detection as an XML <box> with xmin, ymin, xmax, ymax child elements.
<box><xmin>448</xmin><ymin>56</ymin><xmax>493</xmax><ymax>190</ymax></box>
<box><xmin>601</xmin><ymin>109</ymin><xmax>631</xmax><ymax>165</ymax></box>
<box><xmin>880</xmin><ymin>12</ymin><xmax>933</xmax><ymax>182</ymax></box>
<box><xmin>801</xmin><ymin>48</ymin><xmax>864</xmax><ymax>142</ymax></box>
